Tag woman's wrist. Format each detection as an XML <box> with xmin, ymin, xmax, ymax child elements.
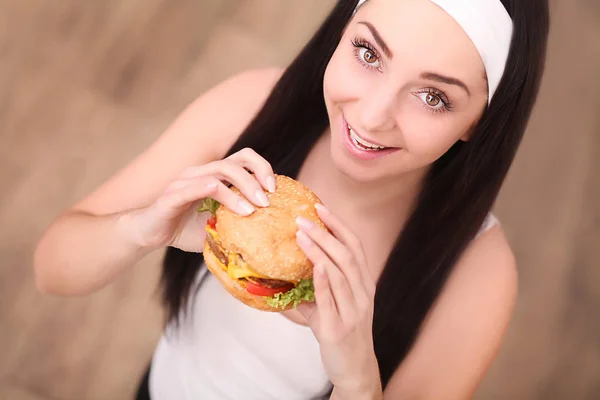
<box><xmin>331</xmin><ymin>377</ymin><xmax>383</xmax><ymax>400</ymax></box>
<box><xmin>116</xmin><ymin>209</ymin><xmax>162</xmax><ymax>254</ymax></box>
<box><xmin>331</xmin><ymin>363</ymin><xmax>383</xmax><ymax>400</ymax></box>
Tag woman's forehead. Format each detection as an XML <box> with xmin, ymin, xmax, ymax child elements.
<box><xmin>354</xmin><ymin>0</ymin><xmax>486</xmax><ymax>84</ymax></box>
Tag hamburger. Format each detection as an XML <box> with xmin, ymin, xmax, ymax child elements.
<box><xmin>198</xmin><ymin>174</ymin><xmax>325</xmax><ymax>312</ymax></box>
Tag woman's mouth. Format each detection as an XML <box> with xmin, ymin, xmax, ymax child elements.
<box><xmin>341</xmin><ymin>118</ymin><xmax>399</xmax><ymax>161</ymax></box>
<box><xmin>349</xmin><ymin>126</ymin><xmax>387</xmax><ymax>151</ymax></box>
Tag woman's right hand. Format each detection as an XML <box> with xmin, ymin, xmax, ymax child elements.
<box><xmin>128</xmin><ymin>148</ymin><xmax>276</xmax><ymax>252</ymax></box>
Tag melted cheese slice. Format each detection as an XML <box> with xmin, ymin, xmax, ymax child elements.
<box><xmin>206</xmin><ymin>225</ymin><xmax>218</xmax><ymax>237</ymax></box>
<box><xmin>226</xmin><ymin>253</ymin><xmax>268</xmax><ymax>280</ymax></box>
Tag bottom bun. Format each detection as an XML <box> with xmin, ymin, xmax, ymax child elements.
<box><xmin>203</xmin><ymin>243</ymin><xmax>294</xmax><ymax>312</ymax></box>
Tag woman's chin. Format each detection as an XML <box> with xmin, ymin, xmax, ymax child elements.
<box><xmin>330</xmin><ymin>146</ymin><xmax>387</xmax><ymax>184</ymax></box>
<box><xmin>329</xmin><ymin>142</ymin><xmax>426</xmax><ymax>185</ymax></box>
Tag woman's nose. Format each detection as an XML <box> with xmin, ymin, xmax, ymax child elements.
<box><xmin>356</xmin><ymin>85</ymin><xmax>398</xmax><ymax>133</ymax></box>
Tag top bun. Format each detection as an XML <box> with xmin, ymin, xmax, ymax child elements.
<box><xmin>215</xmin><ymin>174</ymin><xmax>325</xmax><ymax>282</ymax></box>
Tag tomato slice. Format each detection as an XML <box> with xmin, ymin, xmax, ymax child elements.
<box><xmin>207</xmin><ymin>216</ymin><xmax>217</xmax><ymax>229</ymax></box>
<box><xmin>246</xmin><ymin>281</ymin><xmax>294</xmax><ymax>297</ymax></box>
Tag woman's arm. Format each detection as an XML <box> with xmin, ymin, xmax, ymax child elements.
<box><xmin>33</xmin><ymin>68</ymin><xmax>283</xmax><ymax>296</ymax></box>
<box><xmin>34</xmin><ymin>208</ymin><xmax>154</xmax><ymax>296</ymax></box>
<box><xmin>383</xmin><ymin>225</ymin><xmax>518</xmax><ymax>399</ymax></box>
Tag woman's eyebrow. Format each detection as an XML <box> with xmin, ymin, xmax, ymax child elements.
<box><xmin>357</xmin><ymin>21</ymin><xmax>393</xmax><ymax>59</ymax></box>
<box><xmin>420</xmin><ymin>72</ymin><xmax>471</xmax><ymax>96</ymax></box>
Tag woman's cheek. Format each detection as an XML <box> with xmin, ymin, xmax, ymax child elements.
<box><xmin>325</xmin><ymin>57</ymin><xmax>359</xmax><ymax>104</ymax></box>
<box><xmin>401</xmin><ymin>116</ymin><xmax>465</xmax><ymax>160</ymax></box>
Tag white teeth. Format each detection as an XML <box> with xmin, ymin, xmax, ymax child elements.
<box><xmin>349</xmin><ymin>127</ymin><xmax>386</xmax><ymax>151</ymax></box>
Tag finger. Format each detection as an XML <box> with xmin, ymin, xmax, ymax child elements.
<box><xmin>177</xmin><ymin>149</ymin><xmax>275</xmax><ymax>194</ymax></box>
<box><xmin>227</xmin><ymin>148</ymin><xmax>276</xmax><ymax>193</ymax></box>
<box><xmin>296</xmin><ymin>216</ymin><xmax>365</xmax><ymax>298</ymax></box>
<box><xmin>296</xmin><ymin>231</ymin><xmax>355</xmax><ymax>325</ymax></box>
<box><xmin>315</xmin><ymin>205</ymin><xmax>375</xmax><ymax>293</ymax></box>
<box><xmin>312</xmin><ymin>262</ymin><xmax>342</xmax><ymax>335</ymax></box>
<box><xmin>158</xmin><ymin>178</ymin><xmax>255</xmax><ymax>216</ymax></box>
<box><xmin>315</xmin><ymin>204</ymin><xmax>367</xmax><ymax>267</ymax></box>
<box><xmin>157</xmin><ymin>177</ymin><xmax>218</xmax><ymax>213</ymax></box>
<box><xmin>173</xmin><ymin>162</ymin><xmax>269</xmax><ymax>208</ymax></box>
<box><xmin>201</xmin><ymin>160</ymin><xmax>271</xmax><ymax>208</ymax></box>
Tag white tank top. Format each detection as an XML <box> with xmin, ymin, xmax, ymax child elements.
<box><xmin>149</xmin><ymin>214</ymin><xmax>498</xmax><ymax>399</ymax></box>
<box><xmin>149</xmin><ymin>269</ymin><xmax>333</xmax><ymax>399</ymax></box>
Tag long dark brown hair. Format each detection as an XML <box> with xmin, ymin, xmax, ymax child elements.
<box><xmin>160</xmin><ymin>0</ymin><xmax>549</xmax><ymax>390</ymax></box>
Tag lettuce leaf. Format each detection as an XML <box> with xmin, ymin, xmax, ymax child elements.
<box><xmin>266</xmin><ymin>279</ymin><xmax>315</xmax><ymax>310</ymax></box>
<box><xmin>198</xmin><ymin>197</ymin><xmax>220</xmax><ymax>215</ymax></box>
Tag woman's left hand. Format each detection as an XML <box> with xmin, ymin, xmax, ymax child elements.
<box><xmin>295</xmin><ymin>204</ymin><xmax>382</xmax><ymax>399</ymax></box>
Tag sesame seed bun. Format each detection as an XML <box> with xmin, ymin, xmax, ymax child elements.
<box><xmin>214</xmin><ymin>174</ymin><xmax>326</xmax><ymax>281</ymax></box>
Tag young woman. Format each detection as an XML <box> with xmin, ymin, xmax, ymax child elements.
<box><xmin>34</xmin><ymin>0</ymin><xmax>549</xmax><ymax>398</ymax></box>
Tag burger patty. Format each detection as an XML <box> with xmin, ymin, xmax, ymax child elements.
<box><xmin>247</xmin><ymin>277</ymin><xmax>294</xmax><ymax>289</ymax></box>
<box><xmin>206</xmin><ymin>233</ymin><xmax>228</xmax><ymax>265</ymax></box>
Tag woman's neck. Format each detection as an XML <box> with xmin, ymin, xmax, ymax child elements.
<box><xmin>298</xmin><ymin>132</ymin><xmax>427</xmax><ymax>224</ymax></box>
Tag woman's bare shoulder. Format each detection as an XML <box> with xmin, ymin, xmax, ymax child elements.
<box><xmin>72</xmin><ymin>67</ymin><xmax>285</xmax><ymax>216</ymax></box>
<box><xmin>385</xmin><ymin>224</ymin><xmax>517</xmax><ymax>397</ymax></box>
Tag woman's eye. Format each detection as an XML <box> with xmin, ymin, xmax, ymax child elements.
<box><xmin>359</xmin><ymin>47</ymin><xmax>380</xmax><ymax>67</ymax></box>
<box><xmin>417</xmin><ymin>92</ymin><xmax>444</xmax><ymax>109</ymax></box>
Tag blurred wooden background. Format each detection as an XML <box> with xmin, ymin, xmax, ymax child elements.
<box><xmin>0</xmin><ymin>0</ymin><xmax>598</xmax><ymax>399</ymax></box>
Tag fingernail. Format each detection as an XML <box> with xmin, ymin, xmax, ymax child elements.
<box><xmin>238</xmin><ymin>200</ymin><xmax>255</xmax><ymax>215</ymax></box>
<box><xmin>296</xmin><ymin>216</ymin><xmax>314</xmax><ymax>230</ymax></box>
<box><xmin>314</xmin><ymin>203</ymin><xmax>328</xmax><ymax>213</ymax></box>
<box><xmin>206</xmin><ymin>182</ymin><xmax>219</xmax><ymax>190</ymax></box>
<box><xmin>296</xmin><ymin>230</ymin><xmax>313</xmax><ymax>247</ymax></box>
<box><xmin>267</xmin><ymin>176</ymin><xmax>276</xmax><ymax>193</ymax></box>
<box><xmin>255</xmin><ymin>190</ymin><xmax>270</xmax><ymax>207</ymax></box>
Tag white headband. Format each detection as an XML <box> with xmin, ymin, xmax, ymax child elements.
<box><xmin>353</xmin><ymin>0</ymin><xmax>513</xmax><ymax>104</ymax></box>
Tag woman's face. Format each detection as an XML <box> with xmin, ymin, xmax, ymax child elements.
<box><xmin>323</xmin><ymin>0</ymin><xmax>488</xmax><ymax>183</ymax></box>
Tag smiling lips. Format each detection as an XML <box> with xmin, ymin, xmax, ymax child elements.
<box><xmin>341</xmin><ymin>118</ymin><xmax>400</xmax><ymax>161</ymax></box>
<box><xmin>348</xmin><ymin>126</ymin><xmax>386</xmax><ymax>150</ymax></box>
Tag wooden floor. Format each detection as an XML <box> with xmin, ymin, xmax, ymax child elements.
<box><xmin>0</xmin><ymin>0</ymin><xmax>598</xmax><ymax>399</ymax></box>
